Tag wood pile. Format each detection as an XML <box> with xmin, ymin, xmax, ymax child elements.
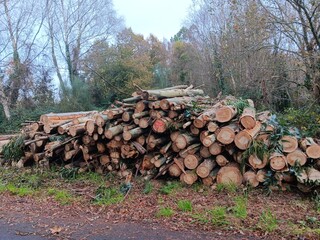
<box><xmin>3</xmin><ymin>85</ymin><xmax>320</xmax><ymax>191</ymax></box>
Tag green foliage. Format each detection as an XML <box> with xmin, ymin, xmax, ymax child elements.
<box><xmin>159</xmin><ymin>181</ymin><xmax>181</xmax><ymax>195</ymax></box>
<box><xmin>93</xmin><ymin>186</ymin><xmax>123</xmax><ymax>205</ymax></box>
<box><xmin>156</xmin><ymin>207</ymin><xmax>174</xmax><ymax>217</ymax></box>
<box><xmin>177</xmin><ymin>200</ymin><xmax>192</xmax><ymax>212</ymax></box>
<box><xmin>190</xmin><ymin>213</ymin><xmax>210</xmax><ymax>224</ymax></box>
<box><xmin>258</xmin><ymin>209</ymin><xmax>278</xmax><ymax>232</ymax></box>
<box><xmin>2</xmin><ymin>135</ymin><xmax>25</xmax><ymax>161</ymax></box>
<box><xmin>232</xmin><ymin>196</ymin><xmax>247</xmax><ymax>219</ymax></box>
<box><xmin>278</xmin><ymin>105</ymin><xmax>320</xmax><ymax>138</ymax></box>
<box><xmin>143</xmin><ymin>181</ymin><xmax>153</xmax><ymax>194</ymax></box>
<box><xmin>211</xmin><ymin>206</ymin><xmax>229</xmax><ymax>226</ymax></box>
<box><xmin>227</xmin><ymin>98</ymin><xmax>251</xmax><ymax>115</ymax></box>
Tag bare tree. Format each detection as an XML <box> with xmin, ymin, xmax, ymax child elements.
<box><xmin>258</xmin><ymin>0</ymin><xmax>320</xmax><ymax>102</ymax></box>
<box><xmin>0</xmin><ymin>0</ymin><xmax>47</xmax><ymax>119</ymax></box>
<box><xmin>46</xmin><ymin>0</ymin><xmax>124</xmax><ymax>97</ymax></box>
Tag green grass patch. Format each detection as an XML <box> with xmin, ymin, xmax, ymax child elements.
<box><xmin>258</xmin><ymin>209</ymin><xmax>278</xmax><ymax>232</ymax></box>
<box><xmin>191</xmin><ymin>212</ymin><xmax>210</xmax><ymax>224</ymax></box>
<box><xmin>47</xmin><ymin>188</ymin><xmax>74</xmax><ymax>205</ymax></box>
<box><xmin>93</xmin><ymin>186</ymin><xmax>123</xmax><ymax>205</ymax></box>
<box><xmin>159</xmin><ymin>181</ymin><xmax>181</xmax><ymax>195</ymax></box>
<box><xmin>232</xmin><ymin>196</ymin><xmax>247</xmax><ymax>219</ymax></box>
<box><xmin>216</xmin><ymin>182</ymin><xmax>237</xmax><ymax>193</ymax></box>
<box><xmin>211</xmin><ymin>206</ymin><xmax>229</xmax><ymax>226</ymax></box>
<box><xmin>6</xmin><ymin>184</ymin><xmax>34</xmax><ymax>196</ymax></box>
<box><xmin>177</xmin><ymin>200</ymin><xmax>192</xmax><ymax>212</ymax></box>
<box><xmin>156</xmin><ymin>207</ymin><xmax>174</xmax><ymax>217</ymax></box>
<box><xmin>143</xmin><ymin>181</ymin><xmax>153</xmax><ymax>194</ymax></box>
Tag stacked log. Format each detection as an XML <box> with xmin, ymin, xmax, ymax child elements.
<box><xmin>2</xmin><ymin>85</ymin><xmax>320</xmax><ymax>192</ymax></box>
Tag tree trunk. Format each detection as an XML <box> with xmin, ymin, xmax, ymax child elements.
<box><xmin>196</xmin><ymin>159</ymin><xmax>216</xmax><ymax>178</ymax></box>
<box><xmin>234</xmin><ymin>121</ymin><xmax>261</xmax><ymax>150</ymax></box>
<box><xmin>287</xmin><ymin>149</ymin><xmax>307</xmax><ymax>166</ymax></box>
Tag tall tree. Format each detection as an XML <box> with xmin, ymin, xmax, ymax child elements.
<box><xmin>258</xmin><ymin>0</ymin><xmax>320</xmax><ymax>102</ymax></box>
<box><xmin>46</xmin><ymin>0</ymin><xmax>124</xmax><ymax>98</ymax></box>
<box><xmin>0</xmin><ymin>0</ymin><xmax>47</xmax><ymax>119</ymax></box>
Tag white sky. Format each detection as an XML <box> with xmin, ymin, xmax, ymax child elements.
<box><xmin>113</xmin><ymin>0</ymin><xmax>193</xmax><ymax>40</ymax></box>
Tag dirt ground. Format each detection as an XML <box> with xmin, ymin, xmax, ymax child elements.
<box><xmin>0</xmin><ymin>169</ymin><xmax>319</xmax><ymax>240</ymax></box>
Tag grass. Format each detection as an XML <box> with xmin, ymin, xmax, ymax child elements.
<box><xmin>156</xmin><ymin>207</ymin><xmax>174</xmax><ymax>217</ymax></box>
<box><xmin>177</xmin><ymin>200</ymin><xmax>192</xmax><ymax>212</ymax></box>
<box><xmin>47</xmin><ymin>188</ymin><xmax>74</xmax><ymax>205</ymax></box>
<box><xmin>232</xmin><ymin>196</ymin><xmax>247</xmax><ymax>219</ymax></box>
<box><xmin>159</xmin><ymin>181</ymin><xmax>181</xmax><ymax>195</ymax></box>
<box><xmin>211</xmin><ymin>206</ymin><xmax>229</xmax><ymax>226</ymax></box>
<box><xmin>216</xmin><ymin>182</ymin><xmax>238</xmax><ymax>193</ymax></box>
<box><xmin>191</xmin><ymin>212</ymin><xmax>210</xmax><ymax>224</ymax></box>
<box><xmin>6</xmin><ymin>184</ymin><xmax>34</xmax><ymax>196</ymax></box>
<box><xmin>93</xmin><ymin>186</ymin><xmax>123</xmax><ymax>205</ymax></box>
<box><xmin>258</xmin><ymin>209</ymin><xmax>278</xmax><ymax>232</ymax></box>
<box><xmin>143</xmin><ymin>181</ymin><xmax>153</xmax><ymax>194</ymax></box>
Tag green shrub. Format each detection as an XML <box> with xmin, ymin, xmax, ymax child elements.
<box><xmin>278</xmin><ymin>106</ymin><xmax>320</xmax><ymax>138</ymax></box>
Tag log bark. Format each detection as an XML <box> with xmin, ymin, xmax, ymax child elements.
<box><xmin>123</xmin><ymin>127</ymin><xmax>146</xmax><ymax>141</ymax></box>
<box><xmin>69</xmin><ymin>123</ymin><xmax>86</xmax><ymax>137</ymax></box>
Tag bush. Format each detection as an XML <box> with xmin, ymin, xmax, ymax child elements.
<box><xmin>278</xmin><ymin>105</ymin><xmax>320</xmax><ymax>138</ymax></box>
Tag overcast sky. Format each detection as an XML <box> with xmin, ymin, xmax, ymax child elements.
<box><xmin>113</xmin><ymin>0</ymin><xmax>193</xmax><ymax>40</ymax></box>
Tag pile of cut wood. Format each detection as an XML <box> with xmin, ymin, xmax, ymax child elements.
<box><xmin>2</xmin><ymin>85</ymin><xmax>320</xmax><ymax>191</ymax></box>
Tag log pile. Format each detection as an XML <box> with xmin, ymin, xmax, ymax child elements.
<box><xmin>3</xmin><ymin>85</ymin><xmax>320</xmax><ymax>191</ymax></box>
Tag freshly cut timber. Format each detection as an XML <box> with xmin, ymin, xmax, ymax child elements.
<box><xmin>215</xmin><ymin>106</ymin><xmax>237</xmax><ymax>123</ymax></box>
<box><xmin>196</xmin><ymin>159</ymin><xmax>216</xmax><ymax>178</ymax></box>
<box><xmin>202</xmin><ymin>133</ymin><xmax>216</xmax><ymax>147</ymax></box>
<box><xmin>184</xmin><ymin>154</ymin><xmax>201</xmax><ymax>170</ymax></box>
<box><xmin>269</xmin><ymin>152</ymin><xmax>287</xmax><ymax>171</ymax></box>
<box><xmin>152</xmin><ymin>117</ymin><xmax>172</xmax><ymax>133</ymax></box>
<box><xmin>40</xmin><ymin>111</ymin><xmax>96</xmax><ymax>125</ymax></box>
<box><xmin>300</xmin><ymin>138</ymin><xmax>320</xmax><ymax>159</ymax></box>
<box><xmin>243</xmin><ymin>171</ymin><xmax>259</xmax><ymax>187</ymax></box>
<box><xmin>216</xmin><ymin>155</ymin><xmax>229</xmax><ymax>167</ymax></box>
<box><xmin>280</xmin><ymin>135</ymin><xmax>298</xmax><ymax>153</ymax></box>
<box><xmin>248</xmin><ymin>154</ymin><xmax>268</xmax><ymax>169</ymax></box>
<box><xmin>182</xmin><ymin>170</ymin><xmax>198</xmax><ymax>185</ymax></box>
<box><xmin>240</xmin><ymin>107</ymin><xmax>256</xmax><ymax>129</ymax></box>
<box><xmin>216</xmin><ymin>123</ymin><xmax>238</xmax><ymax>145</ymax></box>
<box><xmin>174</xmin><ymin>134</ymin><xmax>198</xmax><ymax>150</ymax></box>
<box><xmin>209</xmin><ymin>142</ymin><xmax>222</xmax><ymax>155</ymax></box>
<box><xmin>234</xmin><ymin>121</ymin><xmax>261</xmax><ymax>150</ymax></box>
<box><xmin>287</xmin><ymin>149</ymin><xmax>307</xmax><ymax>166</ymax></box>
<box><xmin>217</xmin><ymin>163</ymin><xmax>243</xmax><ymax>186</ymax></box>
<box><xmin>5</xmin><ymin>84</ymin><xmax>320</xmax><ymax>191</ymax></box>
